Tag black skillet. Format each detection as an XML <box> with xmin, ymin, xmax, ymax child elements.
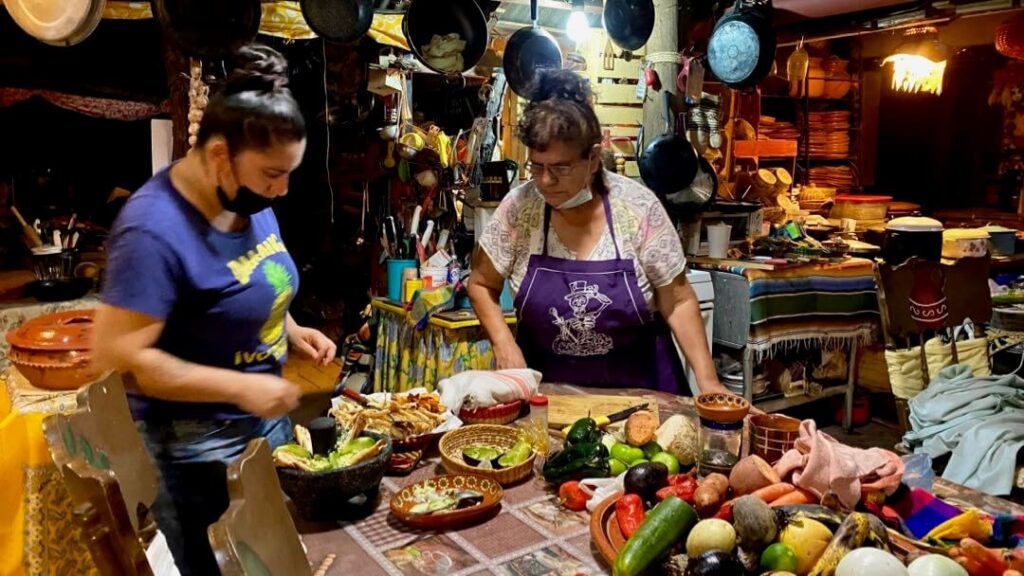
<box><xmin>154</xmin><ymin>0</ymin><xmax>261</xmax><ymax>60</ymax></box>
<box><xmin>638</xmin><ymin>91</ymin><xmax>699</xmax><ymax>197</ymax></box>
<box><xmin>602</xmin><ymin>0</ymin><xmax>655</xmax><ymax>53</ymax></box>
<box><xmin>707</xmin><ymin>0</ymin><xmax>776</xmax><ymax>91</ymax></box>
<box><xmin>403</xmin><ymin>0</ymin><xmax>489</xmax><ymax>75</ymax></box>
<box><xmin>301</xmin><ymin>0</ymin><xmax>374</xmax><ymax>43</ymax></box>
<box><xmin>503</xmin><ymin>0</ymin><xmax>562</xmax><ymax>97</ymax></box>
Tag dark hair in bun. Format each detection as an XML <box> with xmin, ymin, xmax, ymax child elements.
<box><xmin>517</xmin><ymin>69</ymin><xmax>606</xmax><ymax>193</ymax></box>
<box><xmin>196</xmin><ymin>44</ymin><xmax>306</xmax><ymax>153</ymax></box>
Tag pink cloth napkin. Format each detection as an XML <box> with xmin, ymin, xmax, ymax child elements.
<box><xmin>773</xmin><ymin>419</ymin><xmax>905</xmax><ymax>509</ymax></box>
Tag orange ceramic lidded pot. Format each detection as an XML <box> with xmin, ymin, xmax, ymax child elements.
<box><xmin>6</xmin><ymin>309</ymin><xmax>103</xmax><ymax>390</ymax></box>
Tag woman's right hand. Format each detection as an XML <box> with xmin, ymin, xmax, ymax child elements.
<box><xmin>493</xmin><ymin>340</ymin><xmax>528</xmax><ymax>370</ymax></box>
<box><xmin>235</xmin><ymin>374</ymin><xmax>302</xmax><ymax>419</ymax></box>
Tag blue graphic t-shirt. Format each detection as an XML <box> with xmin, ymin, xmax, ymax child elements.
<box><xmin>102</xmin><ymin>168</ymin><xmax>299</xmax><ymax>420</ymax></box>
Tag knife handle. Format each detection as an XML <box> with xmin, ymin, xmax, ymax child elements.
<box><xmin>560</xmin><ymin>415</ymin><xmax>611</xmax><ymax>436</ymax></box>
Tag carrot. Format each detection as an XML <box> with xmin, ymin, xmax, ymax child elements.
<box><xmin>749</xmin><ymin>483</ymin><xmax>795</xmax><ymax>503</ymax></box>
<box><xmin>769</xmin><ymin>488</ymin><xmax>817</xmax><ymax>506</ymax></box>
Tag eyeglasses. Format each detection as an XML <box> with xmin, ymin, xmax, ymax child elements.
<box><xmin>528</xmin><ymin>159</ymin><xmax>587</xmax><ymax>180</ymax></box>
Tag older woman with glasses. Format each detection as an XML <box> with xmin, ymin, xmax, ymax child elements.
<box><xmin>468</xmin><ymin>70</ymin><xmax>728</xmax><ymax>396</ymax></box>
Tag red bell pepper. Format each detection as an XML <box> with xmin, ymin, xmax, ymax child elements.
<box><xmin>656</xmin><ymin>477</ymin><xmax>698</xmax><ymax>503</ymax></box>
<box><xmin>615</xmin><ymin>494</ymin><xmax>645</xmax><ymax>539</ymax></box>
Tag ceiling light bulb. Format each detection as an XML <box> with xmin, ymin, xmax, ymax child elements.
<box><xmin>567</xmin><ymin>10</ymin><xmax>591</xmax><ymax>46</ymax></box>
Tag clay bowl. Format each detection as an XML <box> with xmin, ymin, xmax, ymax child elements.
<box><xmin>390</xmin><ymin>473</ymin><xmax>503</xmax><ymax>529</ymax></box>
<box><xmin>6</xmin><ymin>309</ymin><xmax>103</xmax><ymax>390</ymax></box>
<box><xmin>695</xmin><ymin>392</ymin><xmax>750</xmax><ymax>423</ymax></box>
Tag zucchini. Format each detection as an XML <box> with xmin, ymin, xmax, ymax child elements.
<box><xmin>613</xmin><ymin>496</ymin><xmax>698</xmax><ymax>576</ymax></box>
<box><xmin>807</xmin><ymin>512</ymin><xmax>891</xmax><ymax>576</ymax></box>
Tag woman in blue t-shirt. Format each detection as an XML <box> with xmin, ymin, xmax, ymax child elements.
<box><xmin>93</xmin><ymin>44</ymin><xmax>336</xmax><ymax>575</ymax></box>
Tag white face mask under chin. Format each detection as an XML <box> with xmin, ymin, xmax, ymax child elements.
<box><xmin>555</xmin><ymin>187</ymin><xmax>593</xmax><ymax>210</ymax></box>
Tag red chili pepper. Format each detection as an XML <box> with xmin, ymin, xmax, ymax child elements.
<box><xmin>656</xmin><ymin>480</ymin><xmax>698</xmax><ymax>503</ymax></box>
<box><xmin>558</xmin><ymin>481</ymin><xmax>590</xmax><ymax>511</ymax></box>
<box><xmin>615</xmin><ymin>494</ymin><xmax>645</xmax><ymax>539</ymax></box>
<box><xmin>714</xmin><ymin>501</ymin><xmax>734</xmax><ymax>522</ymax></box>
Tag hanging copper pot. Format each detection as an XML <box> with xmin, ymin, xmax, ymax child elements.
<box><xmin>6</xmin><ymin>310</ymin><xmax>103</xmax><ymax>390</ymax></box>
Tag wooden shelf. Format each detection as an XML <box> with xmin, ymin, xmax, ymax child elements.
<box><xmin>755</xmin><ymin>384</ymin><xmax>847</xmax><ymax>412</ymax></box>
<box><xmin>734</xmin><ymin>139</ymin><xmax>799</xmax><ymax>159</ymax></box>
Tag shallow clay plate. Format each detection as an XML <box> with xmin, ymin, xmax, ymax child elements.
<box><xmin>390</xmin><ymin>474</ymin><xmax>503</xmax><ymax>529</ymax></box>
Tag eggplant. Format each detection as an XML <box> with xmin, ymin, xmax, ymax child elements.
<box><xmin>684</xmin><ymin>551</ymin><xmax>745</xmax><ymax>576</ymax></box>
<box><xmin>623</xmin><ymin>462</ymin><xmax>669</xmax><ymax>503</ymax></box>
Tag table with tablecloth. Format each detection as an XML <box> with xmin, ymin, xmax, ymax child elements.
<box><xmin>0</xmin><ymin>298</ymin><xmax>98</xmax><ymax>576</ymax></box>
<box><xmin>293</xmin><ymin>384</ymin><xmax>1024</xmax><ymax>576</ymax></box>
<box><xmin>692</xmin><ymin>258</ymin><xmax>881</xmax><ymax>424</ymax></box>
<box><xmin>371</xmin><ymin>299</ymin><xmax>516</xmax><ymax>394</ymax></box>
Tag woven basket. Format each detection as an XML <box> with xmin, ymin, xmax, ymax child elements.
<box><xmin>997</xmin><ymin>13</ymin><xmax>1024</xmax><ymax>60</ymax></box>
<box><xmin>800</xmin><ymin>186</ymin><xmax>837</xmax><ymax>202</ymax></box>
<box><xmin>458</xmin><ymin>400</ymin><xmax>524</xmax><ymax>425</ymax></box>
<box><xmin>439</xmin><ymin>424</ymin><xmax>536</xmax><ymax>485</ymax></box>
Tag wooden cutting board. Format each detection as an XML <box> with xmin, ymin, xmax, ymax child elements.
<box><xmin>547</xmin><ymin>394</ymin><xmax>659</xmax><ymax>429</ymax></box>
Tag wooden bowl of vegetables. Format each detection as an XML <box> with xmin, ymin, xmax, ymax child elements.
<box><xmin>439</xmin><ymin>424</ymin><xmax>535</xmax><ymax>485</ymax></box>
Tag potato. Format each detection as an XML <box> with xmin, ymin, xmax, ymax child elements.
<box><xmin>694</xmin><ymin>484</ymin><xmax>723</xmax><ymax>518</ymax></box>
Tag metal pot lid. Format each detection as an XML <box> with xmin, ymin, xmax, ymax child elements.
<box><xmin>5</xmin><ymin>0</ymin><xmax>104</xmax><ymax>45</ymax></box>
<box><xmin>6</xmin><ymin>310</ymin><xmax>95</xmax><ymax>352</ymax></box>
<box><xmin>885</xmin><ymin>216</ymin><xmax>943</xmax><ymax>232</ymax></box>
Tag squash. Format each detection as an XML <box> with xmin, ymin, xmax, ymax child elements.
<box><xmin>779</xmin><ymin>516</ymin><xmax>833</xmax><ymax>575</ymax></box>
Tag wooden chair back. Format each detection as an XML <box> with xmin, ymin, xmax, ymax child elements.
<box><xmin>208</xmin><ymin>438</ymin><xmax>310</xmax><ymax>576</ymax></box>
<box><xmin>42</xmin><ymin>372</ymin><xmax>158</xmax><ymax>576</ymax></box>
<box><xmin>874</xmin><ymin>256</ymin><xmax>992</xmax><ymax>384</ymax></box>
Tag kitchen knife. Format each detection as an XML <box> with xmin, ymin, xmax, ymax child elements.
<box><xmin>559</xmin><ymin>403</ymin><xmax>650</xmax><ymax>435</ymax></box>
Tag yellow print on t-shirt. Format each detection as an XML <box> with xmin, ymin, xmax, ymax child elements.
<box><xmin>233</xmin><ymin>259</ymin><xmax>294</xmax><ymax>366</ymax></box>
<box><xmin>226</xmin><ymin>234</ymin><xmax>288</xmax><ymax>285</ymax></box>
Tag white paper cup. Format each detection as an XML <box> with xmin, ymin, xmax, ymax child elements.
<box><xmin>707</xmin><ymin>223</ymin><xmax>732</xmax><ymax>259</ymax></box>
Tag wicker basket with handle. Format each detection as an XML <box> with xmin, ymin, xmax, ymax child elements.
<box><xmin>439</xmin><ymin>424</ymin><xmax>536</xmax><ymax>485</ymax></box>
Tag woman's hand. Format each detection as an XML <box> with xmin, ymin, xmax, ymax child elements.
<box><xmin>236</xmin><ymin>373</ymin><xmax>302</xmax><ymax>419</ymax></box>
<box><xmin>288</xmin><ymin>324</ymin><xmax>337</xmax><ymax>366</ymax></box>
<box><xmin>493</xmin><ymin>339</ymin><xmax>528</xmax><ymax>370</ymax></box>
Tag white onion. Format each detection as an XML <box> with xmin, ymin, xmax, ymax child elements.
<box><xmin>836</xmin><ymin>548</ymin><xmax>908</xmax><ymax>576</ymax></box>
<box><xmin>907</xmin><ymin>554</ymin><xmax>968</xmax><ymax>576</ymax></box>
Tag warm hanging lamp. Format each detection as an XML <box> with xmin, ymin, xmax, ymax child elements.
<box><xmin>882</xmin><ymin>26</ymin><xmax>949</xmax><ymax>95</ymax></box>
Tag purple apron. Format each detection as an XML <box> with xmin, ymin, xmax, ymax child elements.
<box><xmin>513</xmin><ymin>193</ymin><xmax>688</xmax><ymax>394</ymax></box>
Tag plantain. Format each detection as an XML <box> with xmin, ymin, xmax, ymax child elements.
<box><xmin>775</xmin><ymin>504</ymin><xmax>847</xmax><ymax>533</ymax></box>
<box><xmin>807</xmin><ymin>512</ymin><xmax>891</xmax><ymax>576</ymax></box>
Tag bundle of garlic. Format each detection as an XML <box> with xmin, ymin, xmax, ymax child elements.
<box><xmin>187</xmin><ymin>59</ymin><xmax>209</xmax><ymax>149</ymax></box>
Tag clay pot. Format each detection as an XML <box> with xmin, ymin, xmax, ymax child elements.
<box><xmin>6</xmin><ymin>310</ymin><xmax>103</xmax><ymax>390</ymax></box>
<box><xmin>823</xmin><ymin>57</ymin><xmax>851</xmax><ymax>99</ymax></box>
<box><xmin>807</xmin><ymin>57</ymin><xmax>826</xmax><ymax>98</ymax></box>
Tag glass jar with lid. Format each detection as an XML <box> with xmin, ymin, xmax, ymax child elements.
<box><xmin>695</xmin><ymin>393</ymin><xmax>750</xmax><ymax>478</ymax></box>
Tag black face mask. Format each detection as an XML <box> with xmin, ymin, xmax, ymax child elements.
<box><xmin>216</xmin><ymin>183</ymin><xmax>274</xmax><ymax>216</ymax></box>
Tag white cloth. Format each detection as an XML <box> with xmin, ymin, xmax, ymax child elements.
<box><xmin>437</xmin><ymin>369</ymin><xmax>542</xmax><ymax>413</ymax></box>
<box><xmin>145</xmin><ymin>530</ymin><xmax>181</xmax><ymax>576</ymax></box>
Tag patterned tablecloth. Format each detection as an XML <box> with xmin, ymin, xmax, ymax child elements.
<box><xmin>371</xmin><ymin>299</ymin><xmax>516</xmax><ymax>394</ymax></box>
<box><xmin>294</xmin><ymin>384</ymin><xmax>1024</xmax><ymax>576</ymax></box>
<box><xmin>0</xmin><ymin>297</ymin><xmax>99</xmax><ymax>576</ymax></box>
<box><xmin>695</xmin><ymin>258</ymin><xmax>880</xmax><ymax>359</ymax></box>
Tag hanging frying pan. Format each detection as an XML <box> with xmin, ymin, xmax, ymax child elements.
<box><xmin>154</xmin><ymin>0</ymin><xmax>261</xmax><ymax>60</ymax></box>
<box><xmin>4</xmin><ymin>0</ymin><xmax>105</xmax><ymax>47</ymax></box>
<box><xmin>403</xmin><ymin>0</ymin><xmax>489</xmax><ymax>75</ymax></box>
<box><xmin>503</xmin><ymin>0</ymin><xmax>562</xmax><ymax>98</ymax></box>
<box><xmin>665</xmin><ymin>156</ymin><xmax>716</xmax><ymax>218</ymax></box>
<box><xmin>638</xmin><ymin>91</ymin><xmax>698</xmax><ymax>197</ymax></box>
<box><xmin>301</xmin><ymin>0</ymin><xmax>374</xmax><ymax>43</ymax></box>
<box><xmin>602</xmin><ymin>0</ymin><xmax>654</xmax><ymax>53</ymax></box>
<box><xmin>706</xmin><ymin>0</ymin><xmax>776</xmax><ymax>91</ymax></box>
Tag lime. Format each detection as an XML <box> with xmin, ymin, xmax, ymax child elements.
<box><xmin>760</xmin><ymin>543</ymin><xmax>799</xmax><ymax>573</ymax></box>
<box><xmin>628</xmin><ymin>458</ymin><xmax>649</xmax><ymax>468</ymax></box>
<box><xmin>609</xmin><ymin>458</ymin><xmax>628</xmax><ymax>476</ymax></box>
<box><xmin>611</xmin><ymin>443</ymin><xmax>646</xmax><ymax>465</ymax></box>
<box><xmin>641</xmin><ymin>441</ymin><xmax>663</xmax><ymax>460</ymax></box>
<box><xmin>650</xmin><ymin>452</ymin><xmax>680</xmax><ymax>475</ymax></box>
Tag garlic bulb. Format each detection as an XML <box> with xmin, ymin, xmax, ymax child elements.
<box><xmin>187</xmin><ymin>59</ymin><xmax>209</xmax><ymax>150</ymax></box>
